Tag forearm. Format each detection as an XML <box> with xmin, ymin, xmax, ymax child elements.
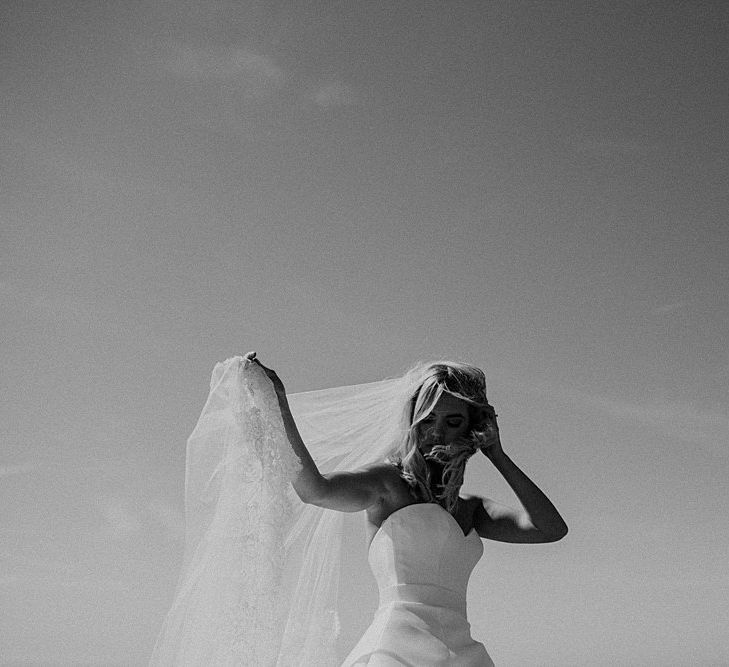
<box><xmin>276</xmin><ymin>396</ymin><xmax>328</xmax><ymax>503</ymax></box>
<box><xmin>488</xmin><ymin>450</ymin><xmax>568</xmax><ymax>540</ymax></box>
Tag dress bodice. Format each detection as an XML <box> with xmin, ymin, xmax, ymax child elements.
<box><xmin>368</xmin><ymin>502</ymin><xmax>483</xmax><ymax>616</ymax></box>
<box><xmin>343</xmin><ymin>503</ymin><xmax>493</xmax><ymax>665</ymax></box>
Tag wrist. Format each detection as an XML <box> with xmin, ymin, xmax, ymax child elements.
<box><xmin>483</xmin><ymin>446</ymin><xmax>507</xmax><ymax>464</ymax></box>
<box><xmin>276</xmin><ymin>392</ymin><xmax>291</xmax><ymax>412</ymax></box>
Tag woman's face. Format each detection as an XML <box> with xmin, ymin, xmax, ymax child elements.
<box><xmin>416</xmin><ymin>393</ymin><xmax>471</xmax><ymax>455</ymax></box>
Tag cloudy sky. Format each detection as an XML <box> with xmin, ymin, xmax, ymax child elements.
<box><xmin>2</xmin><ymin>1</ymin><xmax>728</xmax><ymax>665</ymax></box>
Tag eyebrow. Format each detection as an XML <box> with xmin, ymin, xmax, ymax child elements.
<box><xmin>424</xmin><ymin>413</ymin><xmax>465</xmax><ymax>419</ymax></box>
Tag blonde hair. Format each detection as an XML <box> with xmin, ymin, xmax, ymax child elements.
<box><xmin>388</xmin><ymin>361</ymin><xmax>490</xmax><ymax>512</ymax></box>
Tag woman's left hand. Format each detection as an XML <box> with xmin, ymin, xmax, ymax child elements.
<box><xmin>475</xmin><ymin>405</ymin><xmax>503</xmax><ymax>461</ymax></box>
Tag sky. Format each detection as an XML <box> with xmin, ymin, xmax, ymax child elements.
<box><xmin>1</xmin><ymin>0</ymin><xmax>728</xmax><ymax>664</ymax></box>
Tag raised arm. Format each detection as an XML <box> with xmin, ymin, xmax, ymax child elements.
<box><xmin>246</xmin><ymin>352</ymin><xmax>388</xmax><ymax>512</ymax></box>
<box><xmin>472</xmin><ymin>408</ymin><xmax>568</xmax><ymax>543</ymax></box>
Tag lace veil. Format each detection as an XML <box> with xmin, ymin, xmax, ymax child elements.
<box><xmin>150</xmin><ymin>355</ymin><xmax>427</xmax><ymax>666</ymax></box>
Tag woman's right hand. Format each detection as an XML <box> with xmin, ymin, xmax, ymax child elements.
<box><xmin>244</xmin><ymin>351</ymin><xmax>287</xmax><ymax>398</ymax></box>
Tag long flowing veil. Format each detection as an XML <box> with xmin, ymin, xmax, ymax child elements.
<box><xmin>150</xmin><ymin>356</ymin><xmax>417</xmax><ymax>666</ymax></box>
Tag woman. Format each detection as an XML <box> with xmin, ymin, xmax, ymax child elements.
<box><xmin>248</xmin><ymin>351</ymin><xmax>568</xmax><ymax>666</ymax></box>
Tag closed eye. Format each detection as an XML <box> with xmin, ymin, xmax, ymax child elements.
<box><xmin>419</xmin><ymin>417</ymin><xmax>464</xmax><ymax>429</ymax></box>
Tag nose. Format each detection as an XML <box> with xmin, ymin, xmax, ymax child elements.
<box><xmin>427</xmin><ymin>422</ymin><xmax>445</xmax><ymax>442</ymax></box>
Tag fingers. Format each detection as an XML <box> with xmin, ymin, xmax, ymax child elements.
<box><xmin>242</xmin><ymin>351</ymin><xmax>273</xmax><ymax>375</ymax></box>
<box><xmin>244</xmin><ymin>351</ymin><xmax>265</xmax><ymax>368</ymax></box>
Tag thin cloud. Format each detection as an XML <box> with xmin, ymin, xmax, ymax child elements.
<box><xmin>2</xmin><ymin>127</ymin><xmax>159</xmax><ymax>195</ymax></box>
<box><xmin>3</xmin><ymin>128</ymin><xmax>116</xmax><ymax>191</ymax></box>
<box><xmin>566</xmin><ymin>135</ymin><xmax>650</xmax><ymax>158</ymax></box>
<box><xmin>92</xmin><ymin>494</ymin><xmax>184</xmax><ymax>544</ymax></box>
<box><xmin>598</xmin><ymin>396</ymin><xmax>729</xmax><ymax>444</ymax></box>
<box><xmin>0</xmin><ymin>462</ymin><xmax>36</xmax><ymax>478</ymax></box>
<box><xmin>159</xmin><ymin>45</ymin><xmax>285</xmax><ymax>92</ymax></box>
<box><xmin>0</xmin><ymin>568</ymin><xmax>129</xmax><ymax>591</ymax></box>
<box><xmin>99</xmin><ymin>497</ymin><xmax>143</xmax><ymax>541</ymax></box>
<box><xmin>0</xmin><ymin>551</ymin><xmax>75</xmax><ymax>589</ymax></box>
<box><xmin>313</xmin><ymin>82</ymin><xmax>357</xmax><ymax>108</ymax></box>
<box><xmin>652</xmin><ymin>300</ymin><xmax>689</xmax><ymax>315</ymax></box>
<box><xmin>148</xmin><ymin>497</ymin><xmax>185</xmax><ymax>539</ymax></box>
<box><xmin>0</xmin><ymin>279</ymin><xmax>94</xmax><ymax>326</ymax></box>
<box><xmin>558</xmin><ymin>385</ymin><xmax>728</xmax><ymax>445</ymax></box>
<box><xmin>518</xmin><ymin>376</ymin><xmax>728</xmax><ymax>445</ymax></box>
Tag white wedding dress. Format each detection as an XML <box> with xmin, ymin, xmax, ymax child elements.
<box><xmin>151</xmin><ymin>358</ymin><xmax>496</xmax><ymax>666</ymax></box>
<box><xmin>342</xmin><ymin>502</ymin><xmax>494</xmax><ymax>666</ymax></box>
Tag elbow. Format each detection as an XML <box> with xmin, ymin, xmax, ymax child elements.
<box><xmin>293</xmin><ymin>483</ymin><xmax>319</xmax><ymax>506</ymax></box>
<box><xmin>293</xmin><ymin>474</ymin><xmax>329</xmax><ymax>506</ymax></box>
<box><xmin>545</xmin><ymin>522</ymin><xmax>568</xmax><ymax>542</ymax></box>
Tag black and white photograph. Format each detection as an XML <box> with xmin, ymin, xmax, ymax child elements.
<box><xmin>2</xmin><ymin>1</ymin><xmax>727</xmax><ymax>665</ymax></box>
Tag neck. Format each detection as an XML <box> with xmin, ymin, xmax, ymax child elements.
<box><xmin>424</xmin><ymin>457</ymin><xmax>466</xmax><ymax>510</ymax></box>
<box><xmin>425</xmin><ymin>459</ymin><xmax>448</xmax><ymax>495</ymax></box>
<box><xmin>426</xmin><ymin>457</ymin><xmax>444</xmax><ymax>476</ymax></box>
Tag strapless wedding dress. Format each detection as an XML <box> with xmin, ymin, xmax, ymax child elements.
<box><xmin>341</xmin><ymin>502</ymin><xmax>494</xmax><ymax>666</ymax></box>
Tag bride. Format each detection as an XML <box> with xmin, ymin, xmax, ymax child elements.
<box><xmin>151</xmin><ymin>352</ymin><xmax>567</xmax><ymax>666</ymax></box>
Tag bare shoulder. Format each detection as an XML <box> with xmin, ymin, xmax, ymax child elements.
<box><xmin>359</xmin><ymin>461</ymin><xmax>399</xmax><ymax>475</ymax></box>
<box><xmin>363</xmin><ymin>463</ymin><xmax>412</xmax><ymax>526</ymax></box>
<box><xmin>365</xmin><ymin>461</ymin><xmax>404</xmax><ymax>484</ymax></box>
<box><xmin>355</xmin><ymin>462</ymin><xmax>407</xmax><ymax>498</ymax></box>
<box><xmin>341</xmin><ymin>461</ymin><xmax>399</xmax><ymax>488</ymax></box>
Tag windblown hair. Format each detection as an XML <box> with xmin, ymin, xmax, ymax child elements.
<box><xmin>387</xmin><ymin>361</ymin><xmax>491</xmax><ymax>513</ymax></box>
